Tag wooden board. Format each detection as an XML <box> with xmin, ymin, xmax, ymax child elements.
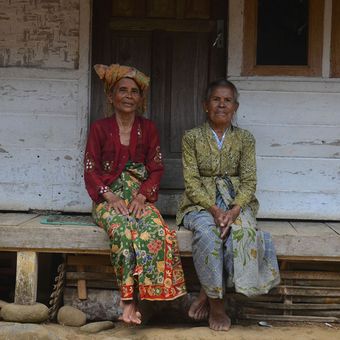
<box><xmin>290</xmin><ymin>222</ymin><xmax>336</xmax><ymax>236</ymax></box>
<box><xmin>327</xmin><ymin>222</ymin><xmax>340</xmax><ymax>235</ymax></box>
<box><xmin>1</xmin><ymin>216</ymin><xmax>340</xmax><ymax>258</ymax></box>
<box><xmin>15</xmin><ymin>251</ymin><xmax>38</xmax><ymax>305</ymax></box>
<box><xmin>0</xmin><ymin>213</ymin><xmax>38</xmax><ymax>226</ymax></box>
<box><xmin>257</xmin><ymin>221</ymin><xmax>296</xmax><ymax>236</ymax></box>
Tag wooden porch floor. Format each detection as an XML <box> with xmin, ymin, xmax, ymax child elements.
<box><xmin>0</xmin><ymin>213</ymin><xmax>340</xmax><ymax>259</ymax></box>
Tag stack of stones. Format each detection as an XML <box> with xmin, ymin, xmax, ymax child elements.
<box><xmin>0</xmin><ymin>301</ymin><xmax>114</xmax><ymax>335</ymax></box>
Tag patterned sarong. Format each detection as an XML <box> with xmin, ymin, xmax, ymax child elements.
<box><xmin>93</xmin><ymin>162</ymin><xmax>187</xmax><ymax>300</ymax></box>
<box><xmin>183</xmin><ymin>176</ymin><xmax>280</xmax><ymax>298</ymax></box>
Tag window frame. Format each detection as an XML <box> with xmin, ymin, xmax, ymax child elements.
<box><xmin>242</xmin><ymin>0</ymin><xmax>324</xmax><ymax>77</ymax></box>
<box><xmin>331</xmin><ymin>0</ymin><xmax>340</xmax><ymax>77</ymax></box>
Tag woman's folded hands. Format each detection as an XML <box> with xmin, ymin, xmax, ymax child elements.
<box><xmin>103</xmin><ymin>191</ymin><xmax>146</xmax><ymax>218</ymax></box>
<box><xmin>208</xmin><ymin>205</ymin><xmax>241</xmax><ymax>239</ymax></box>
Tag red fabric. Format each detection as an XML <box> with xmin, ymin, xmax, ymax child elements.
<box><xmin>84</xmin><ymin>116</ymin><xmax>164</xmax><ymax>203</ymax></box>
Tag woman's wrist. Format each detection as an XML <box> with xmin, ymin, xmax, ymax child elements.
<box><xmin>103</xmin><ymin>191</ymin><xmax>117</xmax><ymax>202</ymax></box>
<box><xmin>136</xmin><ymin>193</ymin><xmax>146</xmax><ymax>202</ymax></box>
<box><xmin>208</xmin><ymin>205</ymin><xmax>220</xmax><ymax>217</ymax></box>
<box><xmin>230</xmin><ymin>205</ymin><xmax>241</xmax><ymax>217</ymax></box>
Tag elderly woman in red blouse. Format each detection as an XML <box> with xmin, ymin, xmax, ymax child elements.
<box><xmin>84</xmin><ymin>64</ymin><xmax>186</xmax><ymax>325</ymax></box>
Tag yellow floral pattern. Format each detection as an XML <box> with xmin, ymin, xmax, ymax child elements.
<box><xmin>93</xmin><ymin>162</ymin><xmax>186</xmax><ymax>301</ymax></box>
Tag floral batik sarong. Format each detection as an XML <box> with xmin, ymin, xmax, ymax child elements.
<box><xmin>183</xmin><ymin>175</ymin><xmax>280</xmax><ymax>298</ymax></box>
<box><xmin>93</xmin><ymin>162</ymin><xmax>186</xmax><ymax>301</ymax></box>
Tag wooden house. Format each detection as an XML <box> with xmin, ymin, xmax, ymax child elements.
<box><xmin>1</xmin><ymin>0</ymin><xmax>340</xmax><ymax>323</ymax></box>
<box><xmin>0</xmin><ymin>0</ymin><xmax>340</xmax><ymax>220</ymax></box>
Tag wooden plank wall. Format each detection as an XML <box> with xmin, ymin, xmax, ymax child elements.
<box><xmin>0</xmin><ymin>0</ymin><xmax>92</xmax><ymax>211</ymax></box>
<box><xmin>229</xmin><ymin>0</ymin><xmax>340</xmax><ymax>219</ymax></box>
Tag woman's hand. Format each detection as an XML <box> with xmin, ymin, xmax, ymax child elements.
<box><xmin>103</xmin><ymin>192</ymin><xmax>129</xmax><ymax>215</ymax></box>
<box><xmin>209</xmin><ymin>204</ymin><xmax>241</xmax><ymax>239</ymax></box>
<box><xmin>129</xmin><ymin>193</ymin><xmax>146</xmax><ymax>219</ymax></box>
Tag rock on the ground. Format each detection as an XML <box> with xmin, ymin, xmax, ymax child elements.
<box><xmin>57</xmin><ymin>306</ymin><xmax>86</xmax><ymax>327</ymax></box>
<box><xmin>0</xmin><ymin>303</ymin><xmax>49</xmax><ymax>323</ymax></box>
<box><xmin>0</xmin><ymin>322</ymin><xmax>58</xmax><ymax>340</ymax></box>
<box><xmin>80</xmin><ymin>321</ymin><xmax>114</xmax><ymax>333</ymax></box>
<box><xmin>0</xmin><ymin>300</ymin><xmax>9</xmax><ymax>321</ymax></box>
<box><xmin>63</xmin><ymin>288</ymin><xmax>122</xmax><ymax>321</ymax></box>
<box><xmin>0</xmin><ymin>300</ymin><xmax>8</xmax><ymax>309</ymax></box>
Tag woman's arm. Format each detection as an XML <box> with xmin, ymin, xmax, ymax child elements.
<box><xmin>84</xmin><ymin>123</ymin><xmax>107</xmax><ymax>203</ymax></box>
<box><xmin>85</xmin><ymin>123</ymin><xmax>129</xmax><ymax>214</ymax></box>
<box><xmin>182</xmin><ymin>132</ymin><xmax>214</xmax><ymax>210</ymax></box>
<box><xmin>231</xmin><ymin>131</ymin><xmax>257</xmax><ymax>209</ymax></box>
<box><xmin>137</xmin><ymin>121</ymin><xmax>164</xmax><ymax>203</ymax></box>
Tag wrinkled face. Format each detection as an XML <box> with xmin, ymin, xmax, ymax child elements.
<box><xmin>205</xmin><ymin>86</ymin><xmax>239</xmax><ymax>128</ymax></box>
<box><xmin>108</xmin><ymin>78</ymin><xmax>142</xmax><ymax>115</ymax></box>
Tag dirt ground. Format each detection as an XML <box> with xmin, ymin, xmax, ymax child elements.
<box><xmin>1</xmin><ymin>320</ymin><xmax>339</xmax><ymax>340</ymax></box>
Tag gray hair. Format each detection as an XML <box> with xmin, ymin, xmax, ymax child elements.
<box><xmin>204</xmin><ymin>79</ymin><xmax>239</xmax><ymax>104</ymax></box>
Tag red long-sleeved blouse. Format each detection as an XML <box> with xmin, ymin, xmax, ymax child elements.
<box><xmin>84</xmin><ymin>116</ymin><xmax>164</xmax><ymax>204</ymax></box>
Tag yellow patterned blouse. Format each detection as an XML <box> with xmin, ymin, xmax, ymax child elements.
<box><xmin>176</xmin><ymin>122</ymin><xmax>259</xmax><ymax>225</ymax></box>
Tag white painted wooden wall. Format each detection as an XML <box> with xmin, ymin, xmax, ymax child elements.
<box><xmin>0</xmin><ymin>0</ymin><xmax>339</xmax><ymax>220</ymax></box>
<box><xmin>229</xmin><ymin>0</ymin><xmax>340</xmax><ymax>219</ymax></box>
<box><xmin>0</xmin><ymin>0</ymin><xmax>92</xmax><ymax>212</ymax></box>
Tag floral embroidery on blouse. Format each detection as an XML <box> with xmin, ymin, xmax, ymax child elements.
<box><xmin>85</xmin><ymin>153</ymin><xmax>95</xmax><ymax>172</ymax></box>
<box><xmin>98</xmin><ymin>185</ymin><xmax>110</xmax><ymax>195</ymax></box>
<box><xmin>146</xmin><ymin>184</ymin><xmax>158</xmax><ymax>198</ymax></box>
<box><xmin>154</xmin><ymin>146</ymin><xmax>163</xmax><ymax>164</ymax></box>
<box><xmin>102</xmin><ymin>160</ymin><xmax>114</xmax><ymax>173</ymax></box>
<box><xmin>137</xmin><ymin>125</ymin><xmax>142</xmax><ymax>138</ymax></box>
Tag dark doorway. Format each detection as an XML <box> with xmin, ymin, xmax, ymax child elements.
<box><xmin>91</xmin><ymin>0</ymin><xmax>228</xmax><ymax>213</ymax></box>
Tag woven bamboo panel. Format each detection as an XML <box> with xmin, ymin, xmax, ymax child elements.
<box><xmin>226</xmin><ymin>260</ymin><xmax>340</xmax><ymax>323</ymax></box>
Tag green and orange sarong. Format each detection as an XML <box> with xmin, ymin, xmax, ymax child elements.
<box><xmin>93</xmin><ymin>162</ymin><xmax>187</xmax><ymax>301</ymax></box>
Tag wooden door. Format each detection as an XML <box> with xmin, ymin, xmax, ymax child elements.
<box><xmin>91</xmin><ymin>0</ymin><xmax>227</xmax><ymax>214</ymax></box>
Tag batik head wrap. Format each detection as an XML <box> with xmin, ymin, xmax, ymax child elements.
<box><xmin>94</xmin><ymin>63</ymin><xmax>150</xmax><ymax>113</ymax></box>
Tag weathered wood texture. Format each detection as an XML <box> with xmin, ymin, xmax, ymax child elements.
<box><xmin>331</xmin><ymin>0</ymin><xmax>340</xmax><ymax>76</ymax></box>
<box><xmin>91</xmin><ymin>0</ymin><xmax>226</xmax><ymax>200</ymax></box>
<box><xmin>63</xmin><ymin>255</ymin><xmax>340</xmax><ymax>323</ymax></box>
<box><xmin>227</xmin><ymin>1</ymin><xmax>340</xmax><ymax>219</ymax></box>
<box><xmin>64</xmin><ymin>287</ymin><xmax>198</xmax><ymax>323</ymax></box>
<box><xmin>227</xmin><ymin>260</ymin><xmax>340</xmax><ymax>323</ymax></box>
<box><xmin>0</xmin><ymin>0</ymin><xmax>79</xmax><ymax>68</ymax></box>
<box><xmin>14</xmin><ymin>252</ymin><xmax>38</xmax><ymax>305</ymax></box>
<box><xmin>0</xmin><ymin>1</ymin><xmax>91</xmax><ymax>212</ymax></box>
<box><xmin>0</xmin><ymin>213</ymin><xmax>38</xmax><ymax>226</ymax></box>
<box><xmin>0</xmin><ymin>216</ymin><xmax>340</xmax><ymax>259</ymax></box>
<box><xmin>233</xmin><ymin>83</ymin><xmax>340</xmax><ymax>220</ymax></box>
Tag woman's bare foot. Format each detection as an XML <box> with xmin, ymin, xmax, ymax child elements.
<box><xmin>188</xmin><ymin>288</ymin><xmax>209</xmax><ymax>321</ymax></box>
<box><xmin>119</xmin><ymin>299</ymin><xmax>142</xmax><ymax>325</ymax></box>
<box><xmin>208</xmin><ymin>298</ymin><xmax>231</xmax><ymax>331</ymax></box>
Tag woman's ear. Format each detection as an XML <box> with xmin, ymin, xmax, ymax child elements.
<box><xmin>107</xmin><ymin>92</ymin><xmax>113</xmax><ymax>105</ymax></box>
<box><xmin>203</xmin><ymin>102</ymin><xmax>208</xmax><ymax>113</ymax></box>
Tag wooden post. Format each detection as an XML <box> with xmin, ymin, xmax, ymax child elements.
<box><xmin>77</xmin><ymin>265</ymin><xmax>88</xmax><ymax>300</ymax></box>
<box><xmin>15</xmin><ymin>251</ymin><xmax>38</xmax><ymax>305</ymax></box>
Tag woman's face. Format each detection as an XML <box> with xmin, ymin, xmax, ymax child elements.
<box><xmin>109</xmin><ymin>78</ymin><xmax>142</xmax><ymax>115</ymax></box>
<box><xmin>205</xmin><ymin>86</ymin><xmax>239</xmax><ymax>128</ymax></box>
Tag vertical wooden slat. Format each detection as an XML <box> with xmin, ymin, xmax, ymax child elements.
<box><xmin>15</xmin><ymin>251</ymin><xmax>38</xmax><ymax>305</ymax></box>
<box><xmin>331</xmin><ymin>0</ymin><xmax>340</xmax><ymax>77</ymax></box>
<box><xmin>77</xmin><ymin>265</ymin><xmax>88</xmax><ymax>300</ymax></box>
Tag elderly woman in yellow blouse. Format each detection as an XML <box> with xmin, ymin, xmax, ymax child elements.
<box><xmin>176</xmin><ymin>79</ymin><xmax>280</xmax><ymax>331</ymax></box>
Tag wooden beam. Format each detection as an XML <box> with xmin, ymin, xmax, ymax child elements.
<box><xmin>77</xmin><ymin>265</ymin><xmax>87</xmax><ymax>300</ymax></box>
<box><xmin>1</xmin><ymin>220</ymin><xmax>340</xmax><ymax>258</ymax></box>
<box><xmin>15</xmin><ymin>251</ymin><xmax>38</xmax><ymax>305</ymax></box>
<box><xmin>109</xmin><ymin>18</ymin><xmax>215</xmax><ymax>32</ymax></box>
<box><xmin>281</xmin><ymin>271</ymin><xmax>340</xmax><ymax>280</ymax></box>
<box><xmin>242</xmin><ymin>314</ymin><xmax>339</xmax><ymax>323</ymax></box>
